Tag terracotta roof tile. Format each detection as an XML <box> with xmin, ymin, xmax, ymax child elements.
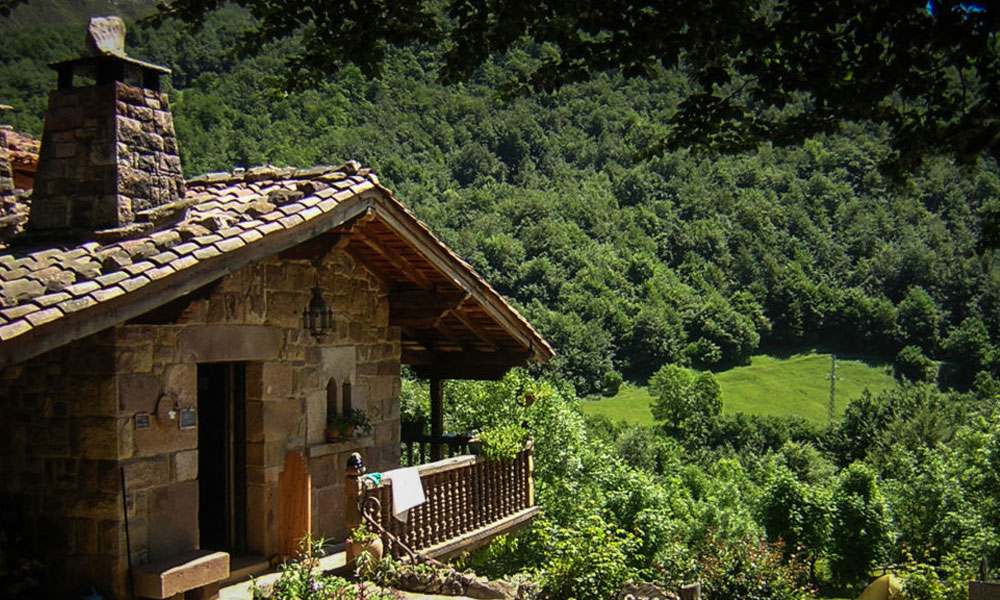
<box><xmin>0</xmin><ymin>320</ymin><xmax>32</xmax><ymax>340</ymax></box>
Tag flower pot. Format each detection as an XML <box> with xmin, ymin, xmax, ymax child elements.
<box><xmin>326</xmin><ymin>428</ymin><xmax>341</xmax><ymax>443</ymax></box>
<box><xmin>347</xmin><ymin>535</ymin><xmax>384</xmax><ymax>563</ymax></box>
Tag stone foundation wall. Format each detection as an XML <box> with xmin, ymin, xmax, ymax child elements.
<box><xmin>0</xmin><ymin>329</ymin><xmax>130</xmax><ymax>599</ymax></box>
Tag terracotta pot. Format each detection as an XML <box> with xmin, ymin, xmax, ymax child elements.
<box><xmin>347</xmin><ymin>535</ymin><xmax>384</xmax><ymax>562</ymax></box>
<box><xmin>326</xmin><ymin>428</ymin><xmax>341</xmax><ymax>443</ymax></box>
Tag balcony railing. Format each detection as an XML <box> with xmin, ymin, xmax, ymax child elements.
<box><xmin>349</xmin><ymin>443</ymin><xmax>538</xmax><ymax>561</ymax></box>
<box><xmin>400</xmin><ymin>431</ymin><xmax>472</xmax><ymax>466</ymax></box>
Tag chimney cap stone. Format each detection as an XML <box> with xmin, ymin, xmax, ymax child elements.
<box><xmin>48</xmin><ymin>16</ymin><xmax>170</xmax><ymax>90</ymax></box>
<box><xmin>85</xmin><ymin>16</ymin><xmax>128</xmax><ymax>58</ymax></box>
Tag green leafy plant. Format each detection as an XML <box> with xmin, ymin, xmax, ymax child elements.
<box><xmin>347</xmin><ymin>408</ymin><xmax>373</xmax><ymax>436</ymax></box>
<box><xmin>327</xmin><ymin>409</ymin><xmax>372</xmax><ymax>440</ymax></box>
<box><xmin>349</xmin><ymin>522</ymin><xmax>377</xmax><ymax>545</ymax></box>
<box><xmin>252</xmin><ymin>535</ymin><xmax>403</xmax><ymax>600</ymax></box>
<box><xmin>476</xmin><ymin>423</ymin><xmax>529</xmax><ymax>462</ymax></box>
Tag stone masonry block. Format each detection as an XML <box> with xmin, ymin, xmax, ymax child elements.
<box><xmin>74</xmin><ymin>518</ymin><xmax>99</xmax><ymax>555</ymax></box>
<box><xmin>313</xmin><ymin>485</ymin><xmax>345</xmax><ymax>542</ymax></box>
<box><xmin>172</xmin><ymin>449</ymin><xmax>198</xmax><ymax>482</ymax></box>
<box><xmin>119</xmin><ymin>372</ymin><xmax>159</xmax><ymax>414</ymax></box>
<box><xmin>116</xmin><ymin>344</ymin><xmax>153</xmax><ymax>374</ymax></box>
<box><xmin>177</xmin><ymin>325</ymin><xmax>282</xmax><ymax>362</ymax></box>
<box><xmin>246</xmin><ymin>400</ymin><xmax>265</xmax><ymax>443</ymax></box>
<box><xmin>99</xmin><ymin>519</ymin><xmax>124</xmax><ymax>555</ymax></box>
<box><xmin>164</xmin><ymin>363</ymin><xmax>196</xmax><ymax>405</ymax></box>
<box><xmin>148</xmin><ymin>480</ymin><xmax>197</xmax><ymax>562</ymax></box>
<box><xmin>306</xmin><ymin>390</ymin><xmax>325</xmax><ymax>446</ymax></box>
<box><xmin>73</xmin><ymin>417</ymin><xmax>119</xmax><ymax>459</ymax></box>
<box><xmin>133</xmin><ymin>416</ymin><xmax>197</xmax><ymax>459</ymax></box>
<box><xmin>262</xmin><ymin>362</ymin><xmax>293</xmax><ymax>400</ymax></box>
<box><xmin>307</xmin><ymin>453</ymin><xmax>339</xmax><ymax>488</ymax></box>
<box><xmin>269</xmin><ymin>292</ymin><xmax>308</xmax><ymax>329</ymax></box>
<box><xmin>374</xmin><ymin>422</ymin><xmax>398</xmax><ymax>446</ymax></box>
<box><xmin>123</xmin><ymin>456</ymin><xmax>170</xmax><ymax>490</ymax></box>
<box><xmin>247</xmin><ymin>482</ymin><xmax>276</xmax><ymax>556</ymax></box>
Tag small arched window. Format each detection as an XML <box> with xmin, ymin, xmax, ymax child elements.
<box><xmin>326</xmin><ymin>378</ymin><xmax>338</xmax><ymax>420</ymax></box>
<box><xmin>342</xmin><ymin>380</ymin><xmax>352</xmax><ymax>414</ymax></box>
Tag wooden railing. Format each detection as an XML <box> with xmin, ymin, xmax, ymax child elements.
<box><xmin>400</xmin><ymin>432</ymin><xmax>472</xmax><ymax>466</ymax></box>
<box><xmin>349</xmin><ymin>443</ymin><xmax>537</xmax><ymax>561</ymax></box>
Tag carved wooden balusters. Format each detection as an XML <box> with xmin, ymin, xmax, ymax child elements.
<box><xmin>351</xmin><ymin>443</ymin><xmax>535</xmax><ymax>558</ymax></box>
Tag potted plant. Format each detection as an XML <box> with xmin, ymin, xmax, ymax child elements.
<box><xmin>326</xmin><ymin>409</ymin><xmax>372</xmax><ymax>442</ymax></box>
<box><xmin>346</xmin><ymin>522</ymin><xmax>383</xmax><ymax>563</ymax></box>
<box><xmin>347</xmin><ymin>408</ymin><xmax>372</xmax><ymax>438</ymax></box>
<box><xmin>326</xmin><ymin>413</ymin><xmax>345</xmax><ymax>442</ymax></box>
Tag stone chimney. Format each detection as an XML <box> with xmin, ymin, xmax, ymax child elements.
<box><xmin>27</xmin><ymin>17</ymin><xmax>186</xmax><ymax>236</ymax></box>
<box><xmin>0</xmin><ymin>106</ymin><xmax>13</xmax><ymax>198</ymax></box>
<box><xmin>0</xmin><ymin>129</ymin><xmax>13</xmax><ymax>199</ymax></box>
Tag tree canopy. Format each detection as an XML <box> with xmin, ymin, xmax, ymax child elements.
<box><xmin>70</xmin><ymin>0</ymin><xmax>1000</xmax><ymax>171</ymax></box>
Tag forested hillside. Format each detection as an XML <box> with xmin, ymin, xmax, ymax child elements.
<box><xmin>5</xmin><ymin>7</ymin><xmax>1000</xmax><ymax>600</ymax></box>
<box><xmin>3</xmin><ymin>9</ymin><xmax>1000</xmax><ymax>395</ymax></box>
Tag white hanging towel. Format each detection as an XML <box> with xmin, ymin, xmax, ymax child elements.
<box><xmin>385</xmin><ymin>467</ymin><xmax>426</xmax><ymax>523</ymax></box>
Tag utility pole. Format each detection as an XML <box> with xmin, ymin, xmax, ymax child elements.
<box><xmin>826</xmin><ymin>354</ymin><xmax>837</xmax><ymax>423</ymax></box>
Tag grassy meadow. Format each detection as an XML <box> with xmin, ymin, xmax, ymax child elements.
<box><xmin>583</xmin><ymin>352</ymin><xmax>898</xmax><ymax>425</ymax></box>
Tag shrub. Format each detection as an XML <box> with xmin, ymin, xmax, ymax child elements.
<box><xmin>690</xmin><ymin>532</ymin><xmax>816</xmax><ymax>600</ymax></box>
<box><xmin>477</xmin><ymin>423</ymin><xmax>529</xmax><ymax>462</ymax></box>
<box><xmin>535</xmin><ymin>515</ymin><xmax>634</xmax><ymax>600</ymax></box>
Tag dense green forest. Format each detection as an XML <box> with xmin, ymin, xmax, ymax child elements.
<box><xmin>4</xmin><ymin>8</ymin><xmax>1000</xmax><ymax>397</ymax></box>
<box><xmin>4</xmin><ymin>6</ymin><xmax>1000</xmax><ymax>599</ymax></box>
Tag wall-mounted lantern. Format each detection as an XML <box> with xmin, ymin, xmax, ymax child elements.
<box><xmin>303</xmin><ymin>284</ymin><xmax>332</xmax><ymax>340</ymax></box>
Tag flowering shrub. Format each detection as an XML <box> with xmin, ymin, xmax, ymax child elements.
<box><xmin>690</xmin><ymin>533</ymin><xmax>815</xmax><ymax>600</ymax></box>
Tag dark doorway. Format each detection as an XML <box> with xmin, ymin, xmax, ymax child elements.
<box><xmin>197</xmin><ymin>362</ymin><xmax>248</xmax><ymax>554</ymax></box>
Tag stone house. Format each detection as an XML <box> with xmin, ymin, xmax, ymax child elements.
<box><xmin>0</xmin><ymin>27</ymin><xmax>552</xmax><ymax>600</ymax></box>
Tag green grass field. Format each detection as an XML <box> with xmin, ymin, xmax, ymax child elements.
<box><xmin>582</xmin><ymin>352</ymin><xmax>898</xmax><ymax>426</ymax></box>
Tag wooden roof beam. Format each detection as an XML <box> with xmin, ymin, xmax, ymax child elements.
<box><xmin>389</xmin><ymin>289</ymin><xmax>468</xmax><ymax>328</ymax></box>
<box><xmin>403</xmin><ymin>349</ymin><xmax>531</xmax><ymax>380</ymax></box>
<box><xmin>447</xmin><ymin>308</ymin><xmax>501</xmax><ymax>351</ymax></box>
<box><xmin>354</xmin><ymin>228</ymin><xmax>434</xmax><ymax>290</ymax></box>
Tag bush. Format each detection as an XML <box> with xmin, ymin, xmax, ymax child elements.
<box><xmin>477</xmin><ymin>423</ymin><xmax>529</xmax><ymax>462</ymax></box>
<box><xmin>896</xmin><ymin>346</ymin><xmax>937</xmax><ymax>383</ymax></box>
<box><xmin>535</xmin><ymin>516</ymin><xmax>635</xmax><ymax>600</ymax></box>
<box><xmin>689</xmin><ymin>533</ymin><xmax>816</xmax><ymax>600</ymax></box>
<box><xmin>829</xmin><ymin>463</ymin><xmax>890</xmax><ymax>587</ymax></box>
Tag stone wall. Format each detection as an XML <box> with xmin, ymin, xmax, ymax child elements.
<box><xmin>0</xmin><ymin>329</ymin><xmax>130</xmax><ymax>599</ymax></box>
<box><xmin>28</xmin><ymin>81</ymin><xmax>185</xmax><ymax>232</ymax></box>
<box><xmin>0</xmin><ymin>246</ymin><xmax>401</xmax><ymax>598</ymax></box>
<box><xmin>114</xmin><ymin>247</ymin><xmax>401</xmax><ymax>564</ymax></box>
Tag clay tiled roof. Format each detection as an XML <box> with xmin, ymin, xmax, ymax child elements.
<box><xmin>0</xmin><ymin>162</ymin><xmax>554</xmax><ymax>374</ymax></box>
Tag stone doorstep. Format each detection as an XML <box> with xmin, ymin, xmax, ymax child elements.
<box><xmin>133</xmin><ymin>549</ymin><xmax>230</xmax><ymax>599</ymax></box>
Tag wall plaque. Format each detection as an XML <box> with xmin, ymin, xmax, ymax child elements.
<box><xmin>178</xmin><ymin>407</ymin><xmax>197</xmax><ymax>430</ymax></box>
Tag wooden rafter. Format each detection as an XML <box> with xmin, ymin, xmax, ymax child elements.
<box><xmin>389</xmin><ymin>289</ymin><xmax>468</xmax><ymax>328</ymax></box>
<box><xmin>354</xmin><ymin>228</ymin><xmax>434</xmax><ymax>290</ymax></box>
<box><xmin>447</xmin><ymin>308</ymin><xmax>501</xmax><ymax>351</ymax></box>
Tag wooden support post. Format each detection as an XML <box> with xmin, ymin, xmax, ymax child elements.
<box><xmin>430</xmin><ymin>377</ymin><xmax>444</xmax><ymax>462</ymax></box>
